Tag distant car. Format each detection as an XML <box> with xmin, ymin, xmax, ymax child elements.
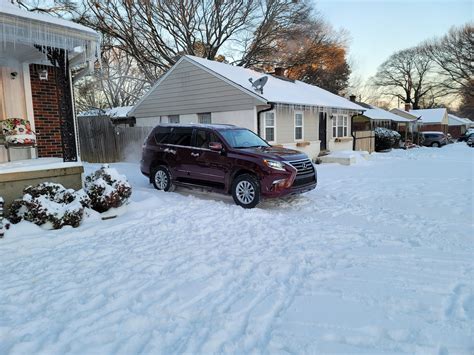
<box><xmin>421</xmin><ymin>131</ymin><xmax>447</xmax><ymax>148</ymax></box>
<box><xmin>466</xmin><ymin>133</ymin><xmax>474</xmax><ymax>147</ymax></box>
<box><xmin>458</xmin><ymin>129</ymin><xmax>474</xmax><ymax>142</ymax></box>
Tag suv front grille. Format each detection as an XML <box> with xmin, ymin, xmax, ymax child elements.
<box><xmin>287</xmin><ymin>158</ymin><xmax>314</xmax><ymax>175</ymax></box>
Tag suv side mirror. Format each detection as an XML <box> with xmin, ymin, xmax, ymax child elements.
<box><xmin>209</xmin><ymin>142</ymin><xmax>223</xmax><ymax>152</ymax></box>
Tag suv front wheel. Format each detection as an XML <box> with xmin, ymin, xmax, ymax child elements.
<box><xmin>232</xmin><ymin>174</ymin><xmax>260</xmax><ymax>209</ymax></box>
<box><xmin>152</xmin><ymin>166</ymin><xmax>175</xmax><ymax>192</ymax></box>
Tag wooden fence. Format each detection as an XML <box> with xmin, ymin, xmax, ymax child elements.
<box><xmin>78</xmin><ymin>116</ymin><xmax>151</xmax><ymax>163</ymax></box>
<box><xmin>354</xmin><ymin>130</ymin><xmax>375</xmax><ymax>153</ymax></box>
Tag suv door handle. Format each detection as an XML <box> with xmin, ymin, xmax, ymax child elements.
<box><xmin>191</xmin><ymin>152</ymin><xmax>200</xmax><ymax>157</ymax></box>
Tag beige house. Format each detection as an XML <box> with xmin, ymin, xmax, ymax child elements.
<box><xmin>129</xmin><ymin>56</ymin><xmax>364</xmax><ymax>160</ymax></box>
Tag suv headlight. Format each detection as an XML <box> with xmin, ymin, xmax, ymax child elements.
<box><xmin>263</xmin><ymin>159</ymin><xmax>286</xmax><ymax>171</ymax></box>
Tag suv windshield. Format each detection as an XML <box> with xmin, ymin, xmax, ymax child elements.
<box><xmin>220</xmin><ymin>129</ymin><xmax>270</xmax><ymax>149</ymax></box>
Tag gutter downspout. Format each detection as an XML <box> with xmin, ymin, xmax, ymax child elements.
<box><xmin>257</xmin><ymin>103</ymin><xmax>275</xmax><ymax>137</ymax></box>
<box><xmin>351</xmin><ymin>110</ymin><xmax>365</xmax><ymax>150</ymax></box>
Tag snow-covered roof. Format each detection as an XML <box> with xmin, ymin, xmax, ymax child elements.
<box><xmin>410</xmin><ymin>108</ymin><xmax>447</xmax><ymax>124</ymax></box>
<box><xmin>448</xmin><ymin>114</ymin><xmax>472</xmax><ymax>126</ymax></box>
<box><xmin>0</xmin><ymin>0</ymin><xmax>99</xmax><ymax>62</ymax></box>
<box><xmin>107</xmin><ymin>106</ymin><xmax>134</xmax><ymax>118</ymax></box>
<box><xmin>362</xmin><ymin>105</ymin><xmax>412</xmax><ymax>122</ymax></box>
<box><xmin>78</xmin><ymin>106</ymin><xmax>133</xmax><ymax>119</ymax></box>
<box><xmin>184</xmin><ymin>55</ymin><xmax>365</xmax><ymax>111</ymax></box>
<box><xmin>390</xmin><ymin>108</ymin><xmax>420</xmax><ymax>121</ymax></box>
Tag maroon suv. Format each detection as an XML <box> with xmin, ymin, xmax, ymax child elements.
<box><xmin>141</xmin><ymin>124</ymin><xmax>317</xmax><ymax>208</ymax></box>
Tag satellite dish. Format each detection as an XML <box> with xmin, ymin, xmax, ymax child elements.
<box><xmin>249</xmin><ymin>76</ymin><xmax>268</xmax><ymax>94</ymax></box>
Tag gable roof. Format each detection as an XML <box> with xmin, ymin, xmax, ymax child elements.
<box><xmin>358</xmin><ymin>104</ymin><xmax>412</xmax><ymax>122</ymax></box>
<box><xmin>409</xmin><ymin>108</ymin><xmax>447</xmax><ymax>124</ymax></box>
<box><xmin>390</xmin><ymin>108</ymin><xmax>420</xmax><ymax>121</ymax></box>
<box><xmin>130</xmin><ymin>55</ymin><xmax>364</xmax><ymax>116</ymax></box>
<box><xmin>448</xmin><ymin>114</ymin><xmax>471</xmax><ymax>126</ymax></box>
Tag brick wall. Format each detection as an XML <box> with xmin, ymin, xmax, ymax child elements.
<box><xmin>30</xmin><ymin>64</ymin><xmax>63</xmax><ymax>158</ymax></box>
<box><xmin>448</xmin><ymin>125</ymin><xmax>463</xmax><ymax>138</ymax></box>
<box><xmin>419</xmin><ymin>124</ymin><xmax>448</xmax><ymax>134</ymax></box>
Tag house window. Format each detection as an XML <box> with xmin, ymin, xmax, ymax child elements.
<box><xmin>264</xmin><ymin>111</ymin><xmax>275</xmax><ymax>142</ymax></box>
<box><xmin>295</xmin><ymin>112</ymin><xmax>303</xmax><ymax>140</ymax></box>
<box><xmin>332</xmin><ymin>115</ymin><xmax>348</xmax><ymax>137</ymax></box>
<box><xmin>168</xmin><ymin>115</ymin><xmax>179</xmax><ymax>124</ymax></box>
<box><xmin>198</xmin><ymin>112</ymin><xmax>212</xmax><ymax>124</ymax></box>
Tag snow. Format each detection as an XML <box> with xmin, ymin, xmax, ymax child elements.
<box><xmin>0</xmin><ymin>0</ymin><xmax>97</xmax><ymax>35</ymax></box>
<box><xmin>179</xmin><ymin>56</ymin><xmax>364</xmax><ymax>111</ymax></box>
<box><xmin>78</xmin><ymin>106</ymin><xmax>134</xmax><ymax>119</ymax></box>
<box><xmin>0</xmin><ymin>158</ymin><xmax>82</xmax><ymax>174</ymax></box>
<box><xmin>363</xmin><ymin>105</ymin><xmax>413</xmax><ymax>122</ymax></box>
<box><xmin>410</xmin><ymin>108</ymin><xmax>447</xmax><ymax>124</ymax></box>
<box><xmin>449</xmin><ymin>114</ymin><xmax>472</xmax><ymax>126</ymax></box>
<box><xmin>1</xmin><ymin>144</ymin><xmax>473</xmax><ymax>354</ymax></box>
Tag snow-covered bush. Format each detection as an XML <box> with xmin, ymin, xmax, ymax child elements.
<box><xmin>374</xmin><ymin>127</ymin><xmax>401</xmax><ymax>151</ymax></box>
<box><xmin>9</xmin><ymin>183</ymin><xmax>89</xmax><ymax>229</ymax></box>
<box><xmin>84</xmin><ymin>165</ymin><xmax>132</xmax><ymax>213</ymax></box>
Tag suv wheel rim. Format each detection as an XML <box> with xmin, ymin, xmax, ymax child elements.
<box><xmin>155</xmin><ymin>170</ymin><xmax>168</xmax><ymax>190</ymax></box>
<box><xmin>236</xmin><ymin>180</ymin><xmax>255</xmax><ymax>204</ymax></box>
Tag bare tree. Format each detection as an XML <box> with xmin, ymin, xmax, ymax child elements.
<box><xmin>74</xmin><ymin>47</ymin><xmax>150</xmax><ymax>112</ymax></box>
<box><xmin>423</xmin><ymin>23</ymin><xmax>474</xmax><ymax>97</ymax></box>
<box><xmin>77</xmin><ymin>0</ymin><xmax>261</xmax><ymax>81</ymax></box>
<box><xmin>373</xmin><ymin>47</ymin><xmax>440</xmax><ymax>109</ymax></box>
<box><xmin>75</xmin><ymin>0</ymin><xmax>313</xmax><ymax>81</ymax></box>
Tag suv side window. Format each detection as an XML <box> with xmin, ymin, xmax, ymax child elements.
<box><xmin>195</xmin><ymin>129</ymin><xmax>222</xmax><ymax>149</ymax></box>
<box><xmin>154</xmin><ymin>127</ymin><xmax>173</xmax><ymax>143</ymax></box>
<box><xmin>168</xmin><ymin>127</ymin><xmax>193</xmax><ymax>146</ymax></box>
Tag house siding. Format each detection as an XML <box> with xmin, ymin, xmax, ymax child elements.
<box><xmin>133</xmin><ymin>59</ymin><xmax>262</xmax><ymax>119</ymax></box>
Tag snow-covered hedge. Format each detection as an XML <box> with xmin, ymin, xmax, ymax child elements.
<box><xmin>374</xmin><ymin>127</ymin><xmax>401</xmax><ymax>151</ymax></box>
<box><xmin>8</xmin><ymin>166</ymin><xmax>132</xmax><ymax>230</ymax></box>
<box><xmin>9</xmin><ymin>183</ymin><xmax>89</xmax><ymax>229</ymax></box>
<box><xmin>84</xmin><ymin>165</ymin><xmax>132</xmax><ymax>213</ymax></box>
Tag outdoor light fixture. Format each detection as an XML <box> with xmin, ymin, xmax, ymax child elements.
<box><xmin>10</xmin><ymin>72</ymin><xmax>17</xmax><ymax>79</ymax></box>
<box><xmin>39</xmin><ymin>69</ymin><xmax>48</xmax><ymax>81</ymax></box>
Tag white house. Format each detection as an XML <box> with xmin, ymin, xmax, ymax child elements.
<box><xmin>0</xmin><ymin>0</ymin><xmax>99</xmax><ymax>208</ymax></box>
<box><xmin>129</xmin><ymin>55</ymin><xmax>364</xmax><ymax>160</ymax></box>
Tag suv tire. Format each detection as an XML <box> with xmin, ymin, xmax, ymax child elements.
<box><xmin>232</xmin><ymin>174</ymin><xmax>260</xmax><ymax>209</ymax></box>
<box><xmin>151</xmin><ymin>166</ymin><xmax>175</xmax><ymax>192</ymax></box>
<box><xmin>431</xmin><ymin>142</ymin><xmax>440</xmax><ymax>148</ymax></box>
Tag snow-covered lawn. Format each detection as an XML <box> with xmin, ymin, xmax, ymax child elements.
<box><xmin>1</xmin><ymin>144</ymin><xmax>473</xmax><ymax>354</ymax></box>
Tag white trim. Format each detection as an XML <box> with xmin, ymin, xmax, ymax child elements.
<box><xmin>332</xmin><ymin>114</ymin><xmax>349</xmax><ymax>138</ymax></box>
<box><xmin>294</xmin><ymin>110</ymin><xmax>304</xmax><ymax>141</ymax></box>
<box><xmin>22</xmin><ymin>63</ymin><xmax>36</xmax><ymax>158</ymax></box>
<box><xmin>263</xmin><ymin>111</ymin><xmax>276</xmax><ymax>143</ymax></box>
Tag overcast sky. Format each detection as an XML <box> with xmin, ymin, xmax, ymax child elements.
<box><xmin>316</xmin><ymin>0</ymin><xmax>472</xmax><ymax>81</ymax></box>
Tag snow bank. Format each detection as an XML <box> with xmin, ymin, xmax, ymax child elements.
<box><xmin>0</xmin><ymin>144</ymin><xmax>473</xmax><ymax>354</ymax></box>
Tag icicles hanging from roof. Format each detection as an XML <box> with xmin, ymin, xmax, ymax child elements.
<box><xmin>0</xmin><ymin>4</ymin><xmax>99</xmax><ymax>64</ymax></box>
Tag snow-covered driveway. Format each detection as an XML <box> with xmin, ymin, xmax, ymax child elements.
<box><xmin>1</xmin><ymin>144</ymin><xmax>473</xmax><ymax>354</ymax></box>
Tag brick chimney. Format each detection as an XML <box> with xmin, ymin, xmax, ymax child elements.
<box><xmin>404</xmin><ymin>102</ymin><xmax>412</xmax><ymax>112</ymax></box>
<box><xmin>349</xmin><ymin>94</ymin><xmax>356</xmax><ymax>102</ymax></box>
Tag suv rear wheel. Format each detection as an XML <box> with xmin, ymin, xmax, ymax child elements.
<box><xmin>431</xmin><ymin>142</ymin><xmax>440</xmax><ymax>148</ymax></box>
<box><xmin>232</xmin><ymin>174</ymin><xmax>260</xmax><ymax>209</ymax></box>
<box><xmin>152</xmin><ymin>166</ymin><xmax>175</xmax><ymax>191</ymax></box>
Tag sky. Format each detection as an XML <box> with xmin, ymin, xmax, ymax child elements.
<box><xmin>315</xmin><ymin>0</ymin><xmax>473</xmax><ymax>81</ymax></box>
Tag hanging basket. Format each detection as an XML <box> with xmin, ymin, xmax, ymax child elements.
<box><xmin>2</xmin><ymin>118</ymin><xmax>36</xmax><ymax>145</ymax></box>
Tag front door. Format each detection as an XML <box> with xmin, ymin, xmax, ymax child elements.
<box><xmin>319</xmin><ymin>112</ymin><xmax>327</xmax><ymax>151</ymax></box>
